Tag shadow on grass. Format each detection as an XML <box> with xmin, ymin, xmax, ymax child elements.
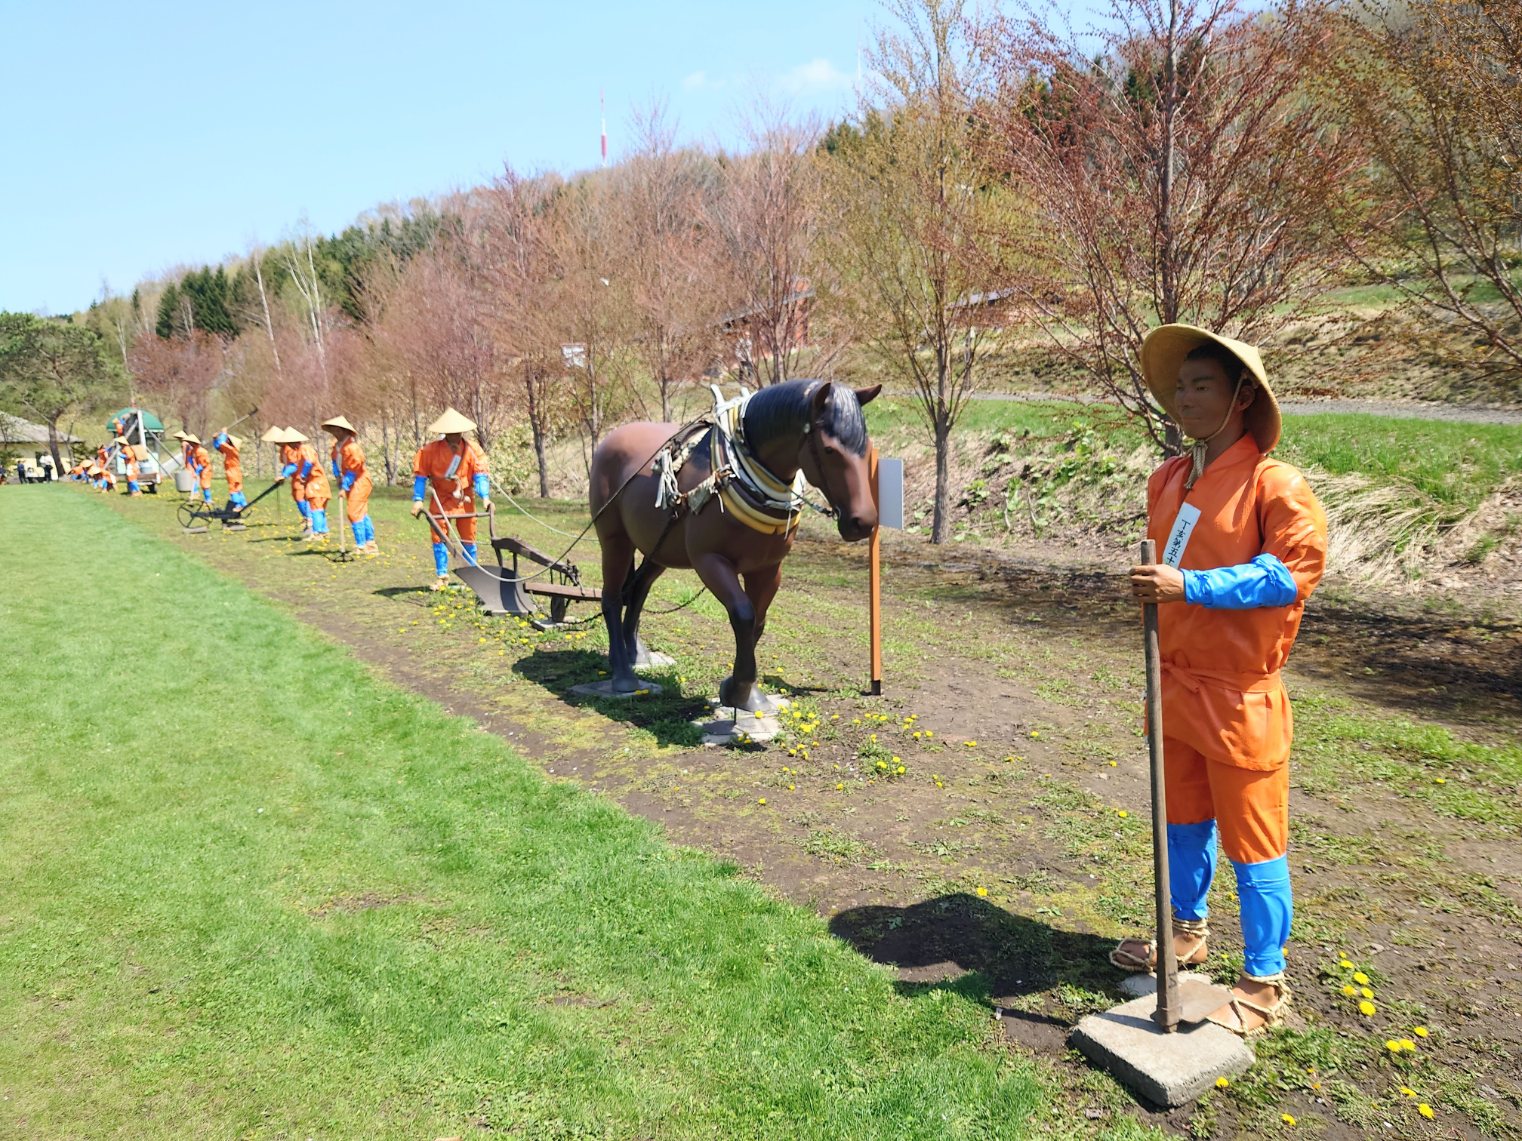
<box><xmin>829</xmin><ymin>892</ymin><xmax>1117</xmax><ymax>1005</ymax></box>
<box><xmin>374</xmin><ymin>586</ymin><xmax>435</xmax><ymax>599</ymax></box>
<box><xmin>512</xmin><ymin>646</ymin><xmax>715</xmax><ymax>748</ymax></box>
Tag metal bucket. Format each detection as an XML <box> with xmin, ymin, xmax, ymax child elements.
<box><xmin>173</xmin><ymin>469</ymin><xmax>195</xmax><ymax>493</ymax></box>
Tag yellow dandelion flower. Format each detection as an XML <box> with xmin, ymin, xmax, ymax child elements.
<box><xmin>1117</xmin><ymin>809</ymin><xmax>1129</xmax><ymax>818</ymax></box>
<box><xmin>1281</xmin><ymin>1113</ymin><xmax>1296</xmax><ymax>1126</ymax></box>
<box><xmin>1412</xmin><ymin>1026</ymin><xmax>1428</xmax><ymax>1038</ymax></box>
<box><xmin>924</xmin><ymin>731</ymin><xmax>933</xmax><ymax>738</ymax></box>
<box><xmin>757</xmin><ymin>797</ymin><xmax>767</xmax><ymax>805</ymax></box>
<box><xmin>835</xmin><ymin>782</ymin><xmax>844</xmax><ymax>791</ymax></box>
<box><xmin>1433</xmin><ymin>777</ymin><xmax>1446</xmax><ymax>784</ymax></box>
<box><xmin>1417</xmin><ymin>1104</ymin><xmax>1434</xmax><ymax>1119</ymax></box>
<box><xmin>913</xmin><ymin>731</ymin><xmax>922</xmax><ymax>740</ymax></box>
<box><xmin>1339</xmin><ymin>958</ymin><xmax>1355</xmax><ymax>969</ymax></box>
<box><xmin>1353</xmin><ymin>971</ymin><xmax>1370</xmax><ymax>985</ymax></box>
<box><xmin>1399</xmin><ymin>1086</ymin><xmax>1416</xmax><ymax>1098</ymax></box>
<box><xmin>976</xmin><ymin>886</ymin><xmax>988</xmax><ymax>897</ymax></box>
<box><xmin>1361</xmin><ymin>987</ymin><xmax>1374</xmax><ymax>1000</ymax></box>
<box><xmin>964</xmin><ymin>740</ymin><xmax>977</xmax><ymax>748</ymax></box>
<box><xmin>1398</xmin><ymin>1039</ymin><xmax>1416</xmax><ymax>1052</ymax></box>
<box><xmin>1385</xmin><ymin>1040</ymin><xmax>1402</xmax><ymax>1053</ymax></box>
<box><xmin>1341</xmin><ymin>985</ymin><xmax>1357</xmax><ymax>996</ymax></box>
<box><xmin>1214</xmin><ymin>1077</ymin><xmax>1229</xmax><ymax>1089</ymax></box>
<box><xmin>1029</xmin><ymin>729</ymin><xmax>1040</xmax><ymax>738</ymax></box>
<box><xmin>1359</xmin><ymin>1000</ymin><xmax>1376</xmax><ymax>1016</ymax></box>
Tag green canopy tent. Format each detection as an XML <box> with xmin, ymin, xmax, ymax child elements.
<box><xmin>105</xmin><ymin>407</ymin><xmax>165</xmax><ymax>435</ymax></box>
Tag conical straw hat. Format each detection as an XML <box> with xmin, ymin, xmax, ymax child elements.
<box><xmin>226</xmin><ymin>434</ymin><xmax>244</xmax><ymax>449</ymax></box>
<box><xmin>182</xmin><ymin>433</ymin><xmax>202</xmax><ymax>445</ymax></box>
<box><xmin>171</xmin><ymin>430</ymin><xmax>188</xmax><ymax>441</ymax></box>
<box><xmin>321</xmin><ymin>414</ymin><xmax>357</xmax><ymax>435</ymax></box>
<box><xmin>1140</xmin><ymin>324</ymin><xmax>1281</xmax><ymax>454</ymax></box>
<box><xmin>260</xmin><ymin>425</ymin><xmax>282</xmax><ymax>443</ymax></box>
<box><xmin>284</xmin><ymin>426</ymin><xmax>309</xmax><ymax>443</ymax></box>
<box><xmin>426</xmin><ymin>407</ymin><xmax>476</xmax><ymax>435</ymax></box>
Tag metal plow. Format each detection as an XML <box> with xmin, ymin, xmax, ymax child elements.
<box><xmin>177</xmin><ymin>480</ymin><xmax>283</xmax><ymax>534</ymax></box>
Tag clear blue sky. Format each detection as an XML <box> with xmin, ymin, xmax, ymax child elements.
<box><xmin>0</xmin><ymin>0</ymin><xmax>881</xmax><ymax>316</ymax></box>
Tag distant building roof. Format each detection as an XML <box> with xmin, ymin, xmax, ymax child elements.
<box><xmin>0</xmin><ymin>414</ymin><xmax>83</xmax><ymax>445</ymax></box>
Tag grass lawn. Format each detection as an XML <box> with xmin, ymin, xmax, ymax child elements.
<box><xmin>0</xmin><ymin>486</ymin><xmax>1043</xmax><ymax>1140</ymax></box>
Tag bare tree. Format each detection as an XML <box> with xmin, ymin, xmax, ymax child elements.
<box><xmin>709</xmin><ymin>113</ymin><xmax>835</xmax><ymax>385</ymax></box>
<box><xmin>983</xmin><ymin>0</ymin><xmax>1370</xmax><ymax>448</ymax></box>
<box><xmin>1312</xmin><ymin>0</ymin><xmax>1522</xmax><ymax>394</ymax></box>
<box><xmin>826</xmin><ymin>0</ymin><xmax>1015</xmax><ymax>543</ymax></box>
<box><xmin>544</xmin><ymin>174</ymin><xmax>638</xmax><ymax>456</ymax></box>
<box><xmin>477</xmin><ymin>167</ymin><xmax>574</xmax><ymax>496</ymax></box>
<box><xmin>612</xmin><ymin>106</ymin><xmax>727</xmax><ymax>420</ymax></box>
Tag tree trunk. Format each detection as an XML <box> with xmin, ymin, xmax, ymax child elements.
<box><xmin>46</xmin><ymin>418</ymin><xmax>62</xmax><ymax>473</ymax></box>
<box><xmin>932</xmin><ymin>408</ymin><xmax>951</xmax><ymax>545</ymax></box>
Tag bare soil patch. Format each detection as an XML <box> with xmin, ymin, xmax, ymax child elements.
<box><xmin>112</xmin><ymin>492</ymin><xmax>1521</xmax><ymax>1139</ymax></box>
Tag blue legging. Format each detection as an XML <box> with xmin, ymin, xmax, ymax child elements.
<box><xmin>1168</xmin><ymin>821</ymin><xmax>1292</xmax><ymax>978</ymax></box>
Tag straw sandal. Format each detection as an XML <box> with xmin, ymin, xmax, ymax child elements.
<box><xmin>1109</xmin><ymin>921</ymin><xmax>1209</xmax><ymax>973</ymax></box>
<box><xmin>1206</xmin><ymin>976</ymin><xmax>1290</xmax><ymax>1038</ymax></box>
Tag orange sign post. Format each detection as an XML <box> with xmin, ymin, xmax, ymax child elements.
<box><xmin>869</xmin><ymin>445</ymin><xmax>883</xmax><ymax>695</ymax></box>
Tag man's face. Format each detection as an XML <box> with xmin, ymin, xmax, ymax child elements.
<box><xmin>1174</xmin><ymin>357</ymin><xmax>1249</xmax><ymax>439</ymax></box>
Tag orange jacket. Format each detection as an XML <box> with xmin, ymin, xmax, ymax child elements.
<box><xmin>333</xmin><ymin>436</ymin><xmax>367</xmax><ymax>483</ymax></box>
<box><xmin>1147</xmin><ymin>434</ymin><xmax>1327</xmax><ymax>771</ymax></box>
<box><xmin>413</xmin><ymin>438</ymin><xmax>488</xmax><ymax>515</ymax></box>
<box><xmin>296</xmin><ymin>442</ymin><xmax>329</xmax><ymax>500</ymax></box>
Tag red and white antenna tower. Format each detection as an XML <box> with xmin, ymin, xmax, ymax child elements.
<box><xmin>600</xmin><ymin>89</ymin><xmax>608</xmax><ymax>167</ymax></box>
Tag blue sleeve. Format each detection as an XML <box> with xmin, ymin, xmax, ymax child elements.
<box><xmin>298</xmin><ymin>459</ymin><xmax>313</xmax><ymax>480</ymax></box>
<box><xmin>1183</xmin><ymin>554</ymin><xmax>1298</xmax><ymax>609</ymax></box>
<box><xmin>211</xmin><ymin>432</ymin><xmax>226</xmax><ymax>449</ymax></box>
<box><xmin>280</xmin><ymin>463</ymin><xmax>297</xmax><ymax>477</ymax></box>
<box><xmin>473</xmin><ymin>472</ymin><xmax>490</xmax><ymax>500</ymax></box>
<box><xmin>341</xmin><ymin>472</ymin><xmax>355</xmax><ymax>492</ymax></box>
<box><xmin>412</xmin><ymin>475</ymin><xmax>428</xmax><ymax>501</ymax></box>
<box><xmin>330</xmin><ymin>459</ymin><xmax>341</xmax><ymax>480</ymax></box>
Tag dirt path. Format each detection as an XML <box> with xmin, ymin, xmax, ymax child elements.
<box><xmin>110</xmin><ymin>490</ymin><xmax>1522</xmax><ymax>1139</ymax></box>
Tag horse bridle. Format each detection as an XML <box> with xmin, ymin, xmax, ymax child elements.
<box><xmin>802</xmin><ymin>421</ymin><xmax>843</xmax><ymax>521</ymax></box>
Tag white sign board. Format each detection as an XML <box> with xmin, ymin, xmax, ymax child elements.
<box><xmin>877</xmin><ymin>457</ymin><xmax>905</xmax><ymax>529</ymax></box>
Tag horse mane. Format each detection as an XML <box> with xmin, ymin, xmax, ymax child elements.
<box><xmin>741</xmin><ymin>380</ymin><xmax>869</xmax><ymax>457</ymax></box>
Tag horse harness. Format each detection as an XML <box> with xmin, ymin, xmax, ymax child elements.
<box><xmin>650</xmin><ymin>387</ymin><xmax>839</xmax><ymax>552</ymax></box>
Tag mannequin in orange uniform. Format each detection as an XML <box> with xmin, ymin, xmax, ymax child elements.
<box><xmin>323</xmin><ymin>416</ymin><xmax>376</xmax><ymax>554</ymax></box>
<box><xmin>410</xmin><ymin>407</ymin><xmax>490</xmax><ymax>590</ymax></box>
<box><xmin>119</xmin><ymin>437</ymin><xmax>142</xmax><ymax>496</ymax></box>
<box><xmin>275</xmin><ymin>428</ymin><xmax>312</xmax><ymax>535</ymax></box>
<box><xmin>210</xmin><ymin>430</ymin><xmax>246</xmax><ymax>509</ymax></box>
<box><xmin>183</xmin><ymin>434</ymin><xmax>214</xmax><ymax>506</ymax></box>
<box><xmin>293</xmin><ymin>433</ymin><xmax>330</xmax><ymax>540</ymax></box>
<box><xmin>1113</xmin><ymin>325</ymin><xmax>1327</xmax><ymax>1038</ymax></box>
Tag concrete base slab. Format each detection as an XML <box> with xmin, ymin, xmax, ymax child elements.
<box><xmin>709</xmin><ymin>692</ymin><xmax>791</xmax><ymax>715</ymax></box>
<box><xmin>633</xmin><ymin>650</ymin><xmax>676</xmax><ymax>671</ymax></box>
<box><xmin>1071</xmin><ymin>995</ymin><xmax>1254</xmax><ymax>1107</ymax></box>
<box><xmin>569</xmin><ymin>680</ymin><xmax>664</xmax><ymax>699</ymax></box>
<box><xmin>693</xmin><ymin>710</ymin><xmax>783</xmax><ymax>745</ymax></box>
<box><xmin>1117</xmin><ymin>970</ymin><xmax>1218</xmax><ymax>1000</ymax></box>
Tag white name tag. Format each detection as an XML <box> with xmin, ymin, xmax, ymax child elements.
<box><xmin>1162</xmin><ymin>503</ymin><xmax>1201</xmax><ymax>568</ymax></box>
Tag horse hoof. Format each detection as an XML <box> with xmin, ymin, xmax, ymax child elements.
<box><xmin>610</xmin><ymin>674</ymin><xmax>642</xmax><ymax>694</ymax></box>
<box><xmin>719</xmin><ymin>677</ymin><xmax>767</xmax><ymax>713</ymax></box>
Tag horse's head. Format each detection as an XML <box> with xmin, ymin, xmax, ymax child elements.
<box><xmin>800</xmin><ymin>381</ymin><xmax>882</xmax><ymax>542</ymax></box>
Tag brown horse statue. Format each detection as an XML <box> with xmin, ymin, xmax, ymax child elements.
<box><xmin>589</xmin><ymin>379</ymin><xmax>881</xmax><ymax>712</ymax></box>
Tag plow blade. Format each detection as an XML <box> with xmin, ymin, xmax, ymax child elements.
<box><xmin>453</xmin><ymin>564</ymin><xmax>534</xmax><ymax>617</ymax></box>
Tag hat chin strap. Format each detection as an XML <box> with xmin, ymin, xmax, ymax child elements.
<box><xmin>1183</xmin><ymin>377</ymin><xmax>1244</xmax><ymax>490</ymax></box>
